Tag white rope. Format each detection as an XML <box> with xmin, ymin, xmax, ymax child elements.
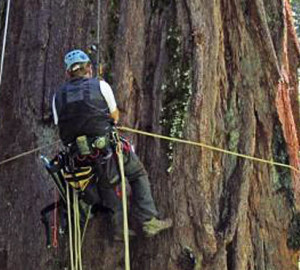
<box><xmin>0</xmin><ymin>0</ymin><xmax>11</xmax><ymax>88</ymax></box>
<box><xmin>96</xmin><ymin>0</ymin><xmax>101</xmax><ymax>65</ymax></box>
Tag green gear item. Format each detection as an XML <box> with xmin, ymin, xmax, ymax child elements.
<box><xmin>76</xmin><ymin>135</ymin><xmax>91</xmax><ymax>155</ymax></box>
<box><xmin>92</xmin><ymin>136</ymin><xmax>107</xmax><ymax>149</ymax></box>
<box><xmin>142</xmin><ymin>217</ymin><xmax>173</xmax><ymax>237</ymax></box>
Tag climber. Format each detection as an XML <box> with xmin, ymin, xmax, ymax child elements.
<box><xmin>52</xmin><ymin>49</ymin><xmax>172</xmax><ymax>240</ymax></box>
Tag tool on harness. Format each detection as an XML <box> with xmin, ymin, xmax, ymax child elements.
<box><xmin>92</xmin><ymin>135</ymin><xmax>108</xmax><ymax>149</ymax></box>
<box><xmin>63</xmin><ymin>131</ymin><xmax>131</xmax><ymax>191</ymax></box>
<box><xmin>40</xmin><ymin>199</ymin><xmax>68</xmax><ymax>248</ymax></box>
<box><xmin>73</xmin><ymin>134</ymin><xmax>109</xmax><ymax>157</ymax></box>
<box><xmin>72</xmin><ymin>131</ymin><xmax>131</xmax><ymax>189</ymax></box>
<box><xmin>41</xmin><ymin>155</ymin><xmax>67</xmax><ymax>203</ymax></box>
<box><xmin>76</xmin><ymin>135</ymin><xmax>91</xmax><ymax>156</ymax></box>
<box><xmin>41</xmin><ymin>201</ymin><xmax>59</xmax><ymax>248</ymax></box>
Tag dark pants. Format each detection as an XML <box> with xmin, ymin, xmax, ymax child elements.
<box><xmin>82</xmin><ymin>148</ymin><xmax>158</xmax><ymax>230</ymax></box>
<box><xmin>122</xmin><ymin>149</ymin><xmax>158</xmax><ymax>221</ymax></box>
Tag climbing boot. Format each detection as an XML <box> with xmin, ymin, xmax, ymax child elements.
<box><xmin>142</xmin><ymin>217</ymin><xmax>173</xmax><ymax>237</ymax></box>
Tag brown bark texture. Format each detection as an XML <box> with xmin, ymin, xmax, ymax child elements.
<box><xmin>0</xmin><ymin>0</ymin><xmax>300</xmax><ymax>270</ymax></box>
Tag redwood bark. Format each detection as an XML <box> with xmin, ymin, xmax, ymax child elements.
<box><xmin>0</xmin><ymin>1</ymin><xmax>299</xmax><ymax>270</ymax></box>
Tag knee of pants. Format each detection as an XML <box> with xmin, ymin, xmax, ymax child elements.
<box><xmin>124</xmin><ymin>152</ymin><xmax>149</xmax><ymax>181</ymax></box>
<box><xmin>81</xmin><ymin>183</ymin><xmax>101</xmax><ymax>205</ymax></box>
<box><xmin>98</xmin><ymin>187</ymin><xmax>123</xmax><ymax>212</ymax></box>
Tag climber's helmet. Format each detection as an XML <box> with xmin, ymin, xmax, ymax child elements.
<box><xmin>64</xmin><ymin>50</ymin><xmax>91</xmax><ymax>71</ymax></box>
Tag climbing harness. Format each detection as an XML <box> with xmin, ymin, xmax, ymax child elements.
<box><xmin>0</xmin><ymin>0</ymin><xmax>11</xmax><ymax>89</ymax></box>
<box><xmin>63</xmin><ymin>166</ymin><xmax>95</xmax><ymax>191</ymax></box>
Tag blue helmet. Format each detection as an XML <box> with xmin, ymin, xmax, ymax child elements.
<box><xmin>64</xmin><ymin>49</ymin><xmax>91</xmax><ymax>70</ymax></box>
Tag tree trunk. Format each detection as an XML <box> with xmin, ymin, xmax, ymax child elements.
<box><xmin>0</xmin><ymin>0</ymin><xmax>299</xmax><ymax>270</ymax></box>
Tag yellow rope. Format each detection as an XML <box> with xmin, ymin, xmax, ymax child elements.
<box><xmin>118</xmin><ymin>126</ymin><xmax>300</xmax><ymax>174</ymax></box>
<box><xmin>81</xmin><ymin>205</ymin><xmax>92</xmax><ymax>245</ymax></box>
<box><xmin>115</xmin><ymin>132</ymin><xmax>130</xmax><ymax>270</ymax></box>
<box><xmin>66</xmin><ymin>185</ymin><xmax>84</xmax><ymax>270</ymax></box>
<box><xmin>1</xmin><ymin>125</ymin><xmax>297</xmax><ymax>270</ymax></box>
<box><xmin>74</xmin><ymin>191</ymin><xmax>83</xmax><ymax>270</ymax></box>
<box><xmin>73</xmin><ymin>191</ymin><xmax>79</xmax><ymax>270</ymax></box>
<box><xmin>66</xmin><ymin>183</ymin><xmax>75</xmax><ymax>270</ymax></box>
<box><xmin>3</xmin><ymin>125</ymin><xmax>297</xmax><ymax>175</ymax></box>
<box><xmin>73</xmin><ymin>191</ymin><xmax>78</xmax><ymax>270</ymax></box>
<box><xmin>0</xmin><ymin>140</ymin><xmax>60</xmax><ymax>166</ymax></box>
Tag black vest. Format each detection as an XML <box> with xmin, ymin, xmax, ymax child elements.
<box><xmin>55</xmin><ymin>78</ymin><xmax>113</xmax><ymax>145</ymax></box>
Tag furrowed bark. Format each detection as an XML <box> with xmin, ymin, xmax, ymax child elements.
<box><xmin>0</xmin><ymin>0</ymin><xmax>299</xmax><ymax>269</ymax></box>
